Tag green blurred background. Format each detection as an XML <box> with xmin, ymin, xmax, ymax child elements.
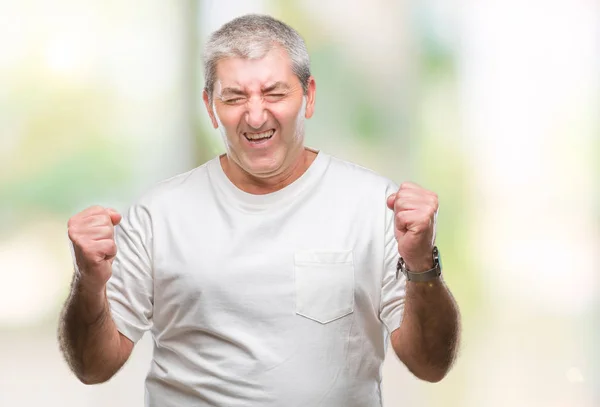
<box><xmin>0</xmin><ymin>1</ymin><xmax>598</xmax><ymax>406</ymax></box>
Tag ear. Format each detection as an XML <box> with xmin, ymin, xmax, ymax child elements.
<box><xmin>202</xmin><ymin>89</ymin><xmax>219</xmax><ymax>129</ymax></box>
<box><xmin>304</xmin><ymin>76</ymin><xmax>316</xmax><ymax>119</ymax></box>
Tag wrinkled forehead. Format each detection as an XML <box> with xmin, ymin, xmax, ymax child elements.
<box><xmin>213</xmin><ymin>47</ymin><xmax>297</xmax><ymax>94</ymax></box>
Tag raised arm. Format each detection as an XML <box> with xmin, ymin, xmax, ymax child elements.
<box><xmin>58</xmin><ymin>206</ymin><xmax>134</xmax><ymax>384</ymax></box>
<box><xmin>386</xmin><ymin>183</ymin><xmax>460</xmax><ymax>382</ymax></box>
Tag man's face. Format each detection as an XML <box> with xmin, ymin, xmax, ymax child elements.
<box><xmin>203</xmin><ymin>47</ymin><xmax>316</xmax><ymax>179</ymax></box>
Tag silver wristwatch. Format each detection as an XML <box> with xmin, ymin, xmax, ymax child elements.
<box><xmin>396</xmin><ymin>246</ymin><xmax>442</xmax><ymax>282</ymax></box>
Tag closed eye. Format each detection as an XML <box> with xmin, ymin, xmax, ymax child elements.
<box><xmin>223</xmin><ymin>98</ymin><xmax>245</xmax><ymax>104</ymax></box>
<box><xmin>265</xmin><ymin>93</ymin><xmax>286</xmax><ymax>101</ymax></box>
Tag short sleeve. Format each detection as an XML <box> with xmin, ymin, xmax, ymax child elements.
<box><xmin>106</xmin><ymin>203</ymin><xmax>154</xmax><ymax>343</ymax></box>
<box><xmin>379</xmin><ymin>182</ymin><xmax>407</xmax><ymax>334</ymax></box>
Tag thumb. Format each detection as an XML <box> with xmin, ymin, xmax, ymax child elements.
<box><xmin>386</xmin><ymin>193</ymin><xmax>396</xmax><ymax>210</ymax></box>
<box><xmin>106</xmin><ymin>208</ymin><xmax>122</xmax><ymax>226</ymax></box>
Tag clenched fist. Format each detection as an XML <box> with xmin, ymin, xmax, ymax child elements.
<box><xmin>386</xmin><ymin>182</ymin><xmax>438</xmax><ymax>272</ymax></box>
<box><xmin>67</xmin><ymin>206</ymin><xmax>122</xmax><ymax>293</ymax></box>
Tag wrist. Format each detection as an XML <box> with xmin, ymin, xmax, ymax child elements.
<box><xmin>74</xmin><ymin>268</ymin><xmax>107</xmax><ymax>295</ymax></box>
<box><xmin>397</xmin><ymin>247</ymin><xmax>442</xmax><ymax>282</ymax></box>
<box><xmin>76</xmin><ymin>278</ymin><xmax>106</xmax><ymax>297</ymax></box>
<box><xmin>75</xmin><ymin>282</ymin><xmax>108</xmax><ymax>325</ymax></box>
<box><xmin>404</xmin><ymin>258</ymin><xmax>435</xmax><ymax>273</ymax></box>
<box><xmin>74</xmin><ymin>273</ymin><xmax>107</xmax><ymax>306</ymax></box>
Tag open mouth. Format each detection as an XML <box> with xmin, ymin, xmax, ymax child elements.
<box><xmin>244</xmin><ymin>129</ymin><xmax>275</xmax><ymax>143</ymax></box>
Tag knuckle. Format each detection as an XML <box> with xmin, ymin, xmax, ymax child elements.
<box><xmin>67</xmin><ymin>228</ymin><xmax>78</xmax><ymax>242</ymax></box>
<box><xmin>85</xmin><ymin>205</ymin><xmax>107</xmax><ymax>217</ymax></box>
<box><xmin>99</xmin><ymin>214</ymin><xmax>111</xmax><ymax>226</ymax></box>
<box><xmin>68</xmin><ymin>226</ymin><xmax>84</xmax><ymax>241</ymax></box>
<box><xmin>68</xmin><ymin>214</ymin><xmax>84</xmax><ymax>229</ymax></box>
<box><xmin>103</xmin><ymin>243</ymin><xmax>118</xmax><ymax>258</ymax></box>
<box><xmin>104</xmin><ymin>225</ymin><xmax>115</xmax><ymax>239</ymax></box>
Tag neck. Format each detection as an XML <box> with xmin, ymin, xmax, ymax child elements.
<box><xmin>220</xmin><ymin>148</ymin><xmax>318</xmax><ymax>195</ymax></box>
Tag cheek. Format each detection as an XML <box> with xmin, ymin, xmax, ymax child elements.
<box><xmin>270</xmin><ymin>100</ymin><xmax>303</xmax><ymax>126</ymax></box>
<box><xmin>215</xmin><ymin>107</ymin><xmax>243</xmax><ymax>131</ymax></box>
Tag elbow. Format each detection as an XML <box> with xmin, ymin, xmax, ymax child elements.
<box><xmin>415</xmin><ymin>366</ymin><xmax>450</xmax><ymax>383</ymax></box>
<box><xmin>76</xmin><ymin>370</ymin><xmax>116</xmax><ymax>385</ymax></box>
<box><xmin>62</xmin><ymin>356</ymin><xmax>116</xmax><ymax>385</ymax></box>
<box><xmin>414</xmin><ymin>354</ymin><xmax>457</xmax><ymax>383</ymax></box>
<box><xmin>79</xmin><ymin>376</ymin><xmax>106</xmax><ymax>386</ymax></box>
<box><xmin>397</xmin><ymin>349</ymin><xmax>455</xmax><ymax>383</ymax></box>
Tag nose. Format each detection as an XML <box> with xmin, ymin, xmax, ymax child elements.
<box><xmin>245</xmin><ymin>97</ymin><xmax>268</xmax><ymax>130</ymax></box>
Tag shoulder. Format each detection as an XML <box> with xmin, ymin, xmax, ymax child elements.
<box><xmin>324</xmin><ymin>153</ymin><xmax>399</xmax><ymax>194</ymax></box>
<box><xmin>130</xmin><ymin>158</ymin><xmax>215</xmax><ymax>210</ymax></box>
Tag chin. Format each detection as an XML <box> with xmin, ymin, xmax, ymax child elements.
<box><xmin>236</xmin><ymin>152</ymin><xmax>281</xmax><ymax>176</ymax></box>
<box><xmin>245</xmin><ymin>159</ymin><xmax>283</xmax><ymax>178</ymax></box>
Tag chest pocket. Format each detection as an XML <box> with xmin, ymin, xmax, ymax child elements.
<box><xmin>294</xmin><ymin>250</ymin><xmax>355</xmax><ymax>324</ymax></box>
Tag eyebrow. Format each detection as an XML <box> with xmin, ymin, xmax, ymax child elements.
<box><xmin>219</xmin><ymin>87</ymin><xmax>246</xmax><ymax>98</ymax></box>
<box><xmin>262</xmin><ymin>82</ymin><xmax>290</xmax><ymax>93</ymax></box>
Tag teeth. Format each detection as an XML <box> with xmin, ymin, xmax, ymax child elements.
<box><xmin>245</xmin><ymin>129</ymin><xmax>274</xmax><ymax>140</ymax></box>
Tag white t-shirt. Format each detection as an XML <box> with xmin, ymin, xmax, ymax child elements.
<box><xmin>107</xmin><ymin>149</ymin><xmax>406</xmax><ymax>407</ymax></box>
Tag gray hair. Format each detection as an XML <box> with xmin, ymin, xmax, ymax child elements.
<box><xmin>203</xmin><ymin>14</ymin><xmax>311</xmax><ymax>103</ymax></box>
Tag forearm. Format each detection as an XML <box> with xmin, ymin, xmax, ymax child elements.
<box><xmin>392</xmin><ymin>278</ymin><xmax>460</xmax><ymax>382</ymax></box>
<box><xmin>58</xmin><ymin>274</ymin><xmax>125</xmax><ymax>384</ymax></box>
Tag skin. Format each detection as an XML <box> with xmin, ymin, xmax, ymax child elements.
<box><xmin>57</xmin><ymin>44</ymin><xmax>460</xmax><ymax>385</ymax></box>
<box><xmin>387</xmin><ymin>183</ymin><xmax>461</xmax><ymax>382</ymax></box>
<box><xmin>202</xmin><ymin>46</ymin><xmax>317</xmax><ymax>195</ymax></box>
<box><xmin>58</xmin><ymin>206</ymin><xmax>134</xmax><ymax>384</ymax></box>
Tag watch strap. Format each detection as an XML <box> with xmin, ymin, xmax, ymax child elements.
<box><xmin>396</xmin><ymin>247</ymin><xmax>442</xmax><ymax>282</ymax></box>
<box><xmin>402</xmin><ymin>263</ymin><xmax>441</xmax><ymax>282</ymax></box>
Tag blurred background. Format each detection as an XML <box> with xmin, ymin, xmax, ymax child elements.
<box><xmin>0</xmin><ymin>0</ymin><xmax>598</xmax><ymax>406</ymax></box>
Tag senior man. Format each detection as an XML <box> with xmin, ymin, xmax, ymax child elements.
<box><xmin>59</xmin><ymin>14</ymin><xmax>460</xmax><ymax>407</ymax></box>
